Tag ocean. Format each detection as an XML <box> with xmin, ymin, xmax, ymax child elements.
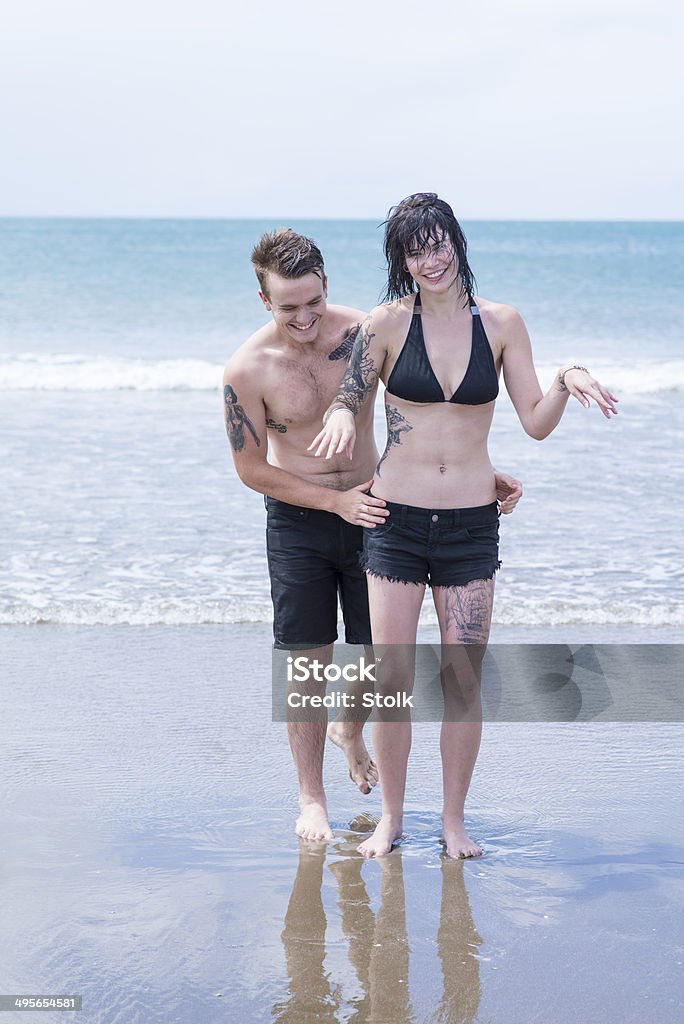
<box><xmin>1</xmin><ymin>218</ymin><xmax>682</xmax><ymax>630</ymax></box>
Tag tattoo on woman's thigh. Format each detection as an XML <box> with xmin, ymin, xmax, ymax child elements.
<box><xmin>442</xmin><ymin>579</ymin><xmax>493</xmax><ymax>642</ymax></box>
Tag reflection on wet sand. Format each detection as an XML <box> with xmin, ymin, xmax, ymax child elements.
<box><xmin>273</xmin><ymin>840</ymin><xmax>482</xmax><ymax>1024</ymax></box>
<box><xmin>438</xmin><ymin>859</ymin><xmax>483</xmax><ymax>1024</ymax></box>
<box><xmin>272</xmin><ymin>846</ymin><xmax>339</xmax><ymax>1023</ymax></box>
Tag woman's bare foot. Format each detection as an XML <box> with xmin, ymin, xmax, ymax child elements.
<box><xmin>296</xmin><ymin>799</ymin><xmax>334</xmax><ymax>842</ymax></box>
<box><xmin>441</xmin><ymin>816</ymin><xmax>482</xmax><ymax>858</ymax></box>
<box><xmin>357</xmin><ymin>815</ymin><xmax>402</xmax><ymax>858</ymax></box>
<box><xmin>327</xmin><ymin>722</ymin><xmax>379</xmax><ymax>794</ymax></box>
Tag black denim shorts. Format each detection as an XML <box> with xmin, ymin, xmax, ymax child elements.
<box><xmin>361</xmin><ymin>499</ymin><xmax>500</xmax><ymax>588</ymax></box>
<box><xmin>265</xmin><ymin>496</ymin><xmax>372</xmax><ymax>649</ymax></box>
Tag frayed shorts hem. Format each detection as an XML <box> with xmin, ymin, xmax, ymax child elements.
<box><xmin>362</xmin><ymin>561</ymin><xmax>501</xmax><ymax>589</ymax></box>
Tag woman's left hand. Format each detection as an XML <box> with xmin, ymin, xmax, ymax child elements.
<box><xmin>562</xmin><ymin>368</ymin><xmax>619</xmax><ymax>419</ymax></box>
<box><xmin>494</xmin><ymin>471</ymin><xmax>522</xmax><ymax>514</ymax></box>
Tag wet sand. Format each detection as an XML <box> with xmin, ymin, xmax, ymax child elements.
<box><xmin>1</xmin><ymin>624</ymin><xmax>683</xmax><ymax>1023</ymax></box>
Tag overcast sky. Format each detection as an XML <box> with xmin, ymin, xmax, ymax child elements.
<box><xmin>1</xmin><ymin>0</ymin><xmax>682</xmax><ymax>219</ymax></box>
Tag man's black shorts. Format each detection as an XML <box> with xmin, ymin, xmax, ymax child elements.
<box><xmin>265</xmin><ymin>496</ymin><xmax>372</xmax><ymax>650</ymax></box>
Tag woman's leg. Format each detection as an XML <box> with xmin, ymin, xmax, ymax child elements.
<box><xmin>432</xmin><ymin>577</ymin><xmax>495</xmax><ymax>857</ymax></box>
<box><xmin>357</xmin><ymin>575</ymin><xmax>425</xmax><ymax>858</ymax></box>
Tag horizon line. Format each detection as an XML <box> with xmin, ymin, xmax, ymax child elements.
<box><xmin>0</xmin><ymin>214</ymin><xmax>682</xmax><ymax>224</ymax></box>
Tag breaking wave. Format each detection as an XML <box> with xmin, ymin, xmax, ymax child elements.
<box><xmin>2</xmin><ymin>353</ymin><xmax>684</xmax><ymax>394</ymax></box>
<box><xmin>2</xmin><ymin>597</ymin><xmax>682</xmax><ymax>627</ymax></box>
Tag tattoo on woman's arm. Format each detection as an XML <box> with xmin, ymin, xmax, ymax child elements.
<box><xmin>376</xmin><ymin>404</ymin><xmax>412</xmax><ymax>476</ymax></box>
<box><xmin>328</xmin><ymin>323</ymin><xmax>361</xmax><ymax>363</ymax></box>
<box><xmin>334</xmin><ymin>319</ymin><xmax>380</xmax><ymax>414</ymax></box>
<box><xmin>224</xmin><ymin>384</ymin><xmax>261</xmax><ymax>452</ymax></box>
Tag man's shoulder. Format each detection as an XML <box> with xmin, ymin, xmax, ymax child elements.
<box><xmin>320</xmin><ymin>306</ymin><xmax>368</xmax><ymax>362</ymax></box>
<box><xmin>223</xmin><ymin>321</ymin><xmax>278</xmax><ymax>385</ymax></box>
<box><xmin>224</xmin><ymin>322</ymin><xmax>278</xmax><ymax>371</ymax></box>
<box><xmin>325</xmin><ymin>303</ymin><xmax>368</xmax><ymax>328</ymax></box>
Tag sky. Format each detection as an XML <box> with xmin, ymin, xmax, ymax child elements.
<box><xmin>1</xmin><ymin>0</ymin><xmax>682</xmax><ymax>219</ymax></box>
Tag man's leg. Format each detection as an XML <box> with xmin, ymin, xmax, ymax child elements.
<box><xmin>267</xmin><ymin>498</ymin><xmax>340</xmax><ymax>841</ymax></box>
<box><xmin>327</xmin><ymin>520</ymin><xmax>379</xmax><ymax>794</ymax></box>
<box><xmin>325</xmin><ymin>643</ymin><xmax>378</xmax><ymax>795</ymax></box>
<box><xmin>287</xmin><ymin>644</ymin><xmax>335</xmax><ymax>842</ymax></box>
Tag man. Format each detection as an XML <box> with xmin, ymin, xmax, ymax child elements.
<box><xmin>223</xmin><ymin>228</ymin><xmax>521</xmax><ymax>842</ymax></box>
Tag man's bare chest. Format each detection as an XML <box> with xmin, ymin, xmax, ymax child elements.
<box><xmin>263</xmin><ymin>353</ymin><xmax>351</xmax><ymax>430</ymax></box>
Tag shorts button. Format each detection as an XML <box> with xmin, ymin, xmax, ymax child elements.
<box><xmin>431</xmin><ymin>513</ymin><xmax>439</xmax><ymax>522</ymax></box>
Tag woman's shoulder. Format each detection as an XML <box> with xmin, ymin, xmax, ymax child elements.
<box><xmin>474</xmin><ymin>296</ymin><xmax>527</xmax><ymax>341</ymax></box>
<box><xmin>474</xmin><ymin>295</ymin><xmax>523</xmax><ymax>324</ymax></box>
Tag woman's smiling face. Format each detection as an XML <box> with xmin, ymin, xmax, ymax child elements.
<box><xmin>404</xmin><ymin>233</ymin><xmax>459</xmax><ymax>292</ymax></box>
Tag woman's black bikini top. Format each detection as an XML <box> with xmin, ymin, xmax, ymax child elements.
<box><xmin>385</xmin><ymin>292</ymin><xmax>499</xmax><ymax>405</ymax></box>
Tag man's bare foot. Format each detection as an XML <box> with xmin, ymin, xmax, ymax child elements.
<box><xmin>357</xmin><ymin>815</ymin><xmax>402</xmax><ymax>858</ymax></box>
<box><xmin>326</xmin><ymin>722</ymin><xmax>379</xmax><ymax>795</ymax></box>
<box><xmin>441</xmin><ymin>816</ymin><xmax>482</xmax><ymax>858</ymax></box>
<box><xmin>296</xmin><ymin>799</ymin><xmax>334</xmax><ymax>842</ymax></box>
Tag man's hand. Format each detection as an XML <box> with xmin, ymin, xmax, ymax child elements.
<box><xmin>309</xmin><ymin>409</ymin><xmax>357</xmax><ymax>460</ymax></box>
<box><xmin>329</xmin><ymin>480</ymin><xmax>389</xmax><ymax>527</ymax></box>
<box><xmin>494</xmin><ymin>470</ymin><xmax>523</xmax><ymax>515</ymax></box>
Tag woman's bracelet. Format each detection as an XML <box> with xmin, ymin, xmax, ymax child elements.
<box><xmin>322</xmin><ymin>404</ymin><xmax>353</xmax><ymax>426</ymax></box>
<box><xmin>557</xmin><ymin>364</ymin><xmax>588</xmax><ymax>392</ymax></box>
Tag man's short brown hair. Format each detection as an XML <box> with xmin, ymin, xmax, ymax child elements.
<box><xmin>251</xmin><ymin>228</ymin><xmax>325</xmax><ymax>297</ymax></box>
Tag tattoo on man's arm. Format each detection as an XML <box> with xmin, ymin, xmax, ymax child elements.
<box><xmin>224</xmin><ymin>384</ymin><xmax>261</xmax><ymax>452</ymax></box>
<box><xmin>328</xmin><ymin>323</ymin><xmax>361</xmax><ymax>362</ymax></box>
<box><xmin>334</xmin><ymin>319</ymin><xmax>380</xmax><ymax>415</ymax></box>
<box><xmin>376</xmin><ymin>404</ymin><xmax>412</xmax><ymax>476</ymax></box>
<box><xmin>266</xmin><ymin>418</ymin><xmax>287</xmax><ymax>433</ymax></box>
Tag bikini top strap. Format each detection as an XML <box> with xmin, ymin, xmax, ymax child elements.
<box><xmin>413</xmin><ymin>289</ymin><xmax>479</xmax><ymax>315</ymax></box>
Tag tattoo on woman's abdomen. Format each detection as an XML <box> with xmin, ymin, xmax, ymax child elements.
<box><xmin>377</xmin><ymin>404</ymin><xmax>413</xmax><ymax>476</ymax></box>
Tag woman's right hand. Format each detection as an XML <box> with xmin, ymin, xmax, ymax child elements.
<box><xmin>308</xmin><ymin>409</ymin><xmax>357</xmax><ymax>460</ymax></box>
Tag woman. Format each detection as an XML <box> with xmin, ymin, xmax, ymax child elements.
<box><xmin>310</xmin><ymin>193</ymin><xmax>618</xmax><ymax>859</ymax></box>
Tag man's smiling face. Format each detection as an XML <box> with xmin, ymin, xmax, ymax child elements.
<box><xmin>260</xmin><ymin>271</ymin><xmax>328</xmax><ymax>344</ymax></box>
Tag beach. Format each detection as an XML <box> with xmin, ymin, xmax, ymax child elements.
<box><xmin>1</xmin><ymin>623</ymin><xmax>683</xmax><ymax>1022</ymax></box>
<box><xmin>1</xmin><ymin>218</ymin><xmax>683</xmax><ymax>1021</ymax></box>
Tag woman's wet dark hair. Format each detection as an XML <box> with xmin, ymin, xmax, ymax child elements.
<box><xmin>380</xmin><ymin>192</ymin><xmax>476</xmax><ymax>304</ymax></box>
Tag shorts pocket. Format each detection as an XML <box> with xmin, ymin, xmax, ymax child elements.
<box><xmin>464</xmin><ymin>521</ymin><xmax>499</xmax><ymax>543</ymax></box>
<box><xmin>266</xmin><ymin>508</ymin><xmax>308</xmax><ymax>550</ymax></box>
<box><xmin>267</xmin><ymin>508</ymin><xmax>307</xmax><ymax>527</ymax></box>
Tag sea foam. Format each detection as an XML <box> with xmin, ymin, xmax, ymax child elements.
<box><xmin>1</xmin><ymin>353</ymin><xmax>683</xmax><ymax>395</ymax></box>
<box><xmin>1</xmin><ymin>597</ymin><xmax>682</xmax><ymax>627</ymax></box>
<box><xmin>0</xmin><ymin>353</ymin><xmax>221</xmax><ymax>391</ymax></box>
